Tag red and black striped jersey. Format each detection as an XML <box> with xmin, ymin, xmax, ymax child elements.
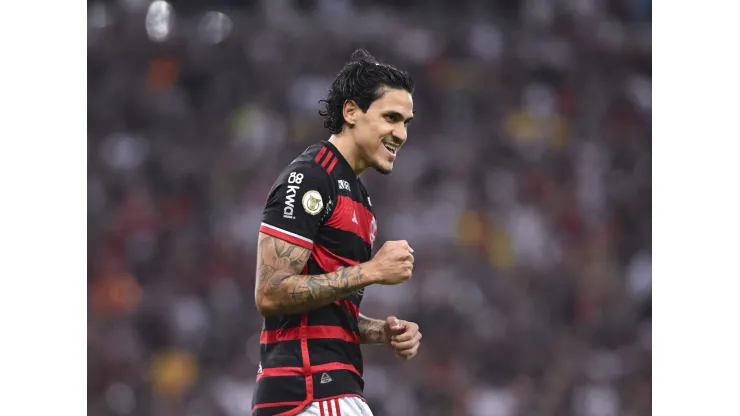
<box><xmin>253</xmin><ymin>141</ymin><xmax>378</xmax><ymax>416</ymax></box>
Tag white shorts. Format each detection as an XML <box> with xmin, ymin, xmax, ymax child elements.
<box><xmin>296</xmin><ymin>396</ymin><xmax>373</xmax><ymax>416</ymax></box>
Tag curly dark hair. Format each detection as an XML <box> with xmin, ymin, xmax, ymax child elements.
<box><xmin>319</xmin><ymin>49</ymin><xmax>415</xmax><ymax>134</ymax></box>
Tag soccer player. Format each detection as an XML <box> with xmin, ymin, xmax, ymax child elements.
<box><xmin>251</xmin><ymin>49</ymin><xmax>421</xmax><ymax>416</ymax></box>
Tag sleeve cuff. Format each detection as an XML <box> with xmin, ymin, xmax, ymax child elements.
<box><xmin>259</xmin><ymin>222</ymin><xmax>314</xmax><ymax>250</ymax></box>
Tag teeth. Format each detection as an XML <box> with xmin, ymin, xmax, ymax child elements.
<box><xmin>384</xmin><ymin>144</ymin><xmax>397</xmax><ymax>153</ymax></box>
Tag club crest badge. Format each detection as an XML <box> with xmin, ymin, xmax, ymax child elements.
<box><xmin>302</xmin><ymin>190</ymin><xmax>323</xmax><ymax>215</ymax></box>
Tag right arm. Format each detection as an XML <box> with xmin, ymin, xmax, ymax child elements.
<box><xmin>255</xmin><ymin>161</ymin><xmax>413</xmax><ymax>316</ymax></box>
<box><xmin>255</xmin><ymin>232</ymin><xmax>379</xmax><ymax>316</ymax></box>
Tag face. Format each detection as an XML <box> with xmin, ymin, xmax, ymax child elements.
<box><xmin>344</xmin><ymin>88</ymin><xmax>414</xmax><ymax>175</ymax></box>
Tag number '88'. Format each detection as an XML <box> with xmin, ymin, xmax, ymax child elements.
<box><xmin>288</xmin><ymin>172</ymin><xmax>304</xmax><ymax>184</ymax></box>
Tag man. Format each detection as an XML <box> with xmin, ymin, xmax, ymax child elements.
<box><xmin>252</xmin><ymin>49</ymin><xmax>421</xmax><ymax>416</ymax></box>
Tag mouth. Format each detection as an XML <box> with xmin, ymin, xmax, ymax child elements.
<box><xmin>382</xmin><ymin>142</ymin><xmax>399</xmax><ymax>155</ymax></box>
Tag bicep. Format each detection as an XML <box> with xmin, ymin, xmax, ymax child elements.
<box><xmin>259</xmin><ymin>163</ymin><xmax>335</xmax><ymax>249</ymax></box>
<box><xmin>255</xmin><ymin>232</ymin><xmax>311</xmax><ymax>295</ymax></box>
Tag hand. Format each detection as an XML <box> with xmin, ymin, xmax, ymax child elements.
<box><xmin>368</xmin><ymin>240</ymin><xmax>414</xmax><ymax>285</ymax></box>
<box><xmin>384</xmin><ymin>316</ymin><xmax>422</xmax><ymax>360</ymax></box>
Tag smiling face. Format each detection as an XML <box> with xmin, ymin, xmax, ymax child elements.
<box><xmin>343</xmin><ymin>87</ymin><xmax>414</xmax><ymax>175</ymax></box>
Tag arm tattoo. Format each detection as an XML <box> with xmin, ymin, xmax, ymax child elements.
<box><xmin>256</xmin><ymin>233</ymin><xmax>372</xmax><ymax>316</ymax></box>
<box><xmin>358</xmin><ymin>314</ymin><xmax>387</xmax><ymax>344</ymax></box>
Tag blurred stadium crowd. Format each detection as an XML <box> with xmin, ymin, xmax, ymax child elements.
<box><xmin>87</xmin><ymin>0</ymin><xmax>651</xmax><ymax>415</ymax></box>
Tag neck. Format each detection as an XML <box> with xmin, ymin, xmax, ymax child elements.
<box><xmin>328</xmin><ymin>133</ymin><xmax>367</xmax><ymax>176</ymax></box>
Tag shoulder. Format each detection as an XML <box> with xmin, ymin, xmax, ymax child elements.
<box><xmin>271</xmin><ymin>146</ymin><xmax>338</xmax><ymax>197</ymax></box>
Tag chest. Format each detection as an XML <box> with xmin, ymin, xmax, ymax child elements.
<box><xmin>326</xmin><ymin>178</ymin><xmax>378</xmax><ymax>248</ymax></box>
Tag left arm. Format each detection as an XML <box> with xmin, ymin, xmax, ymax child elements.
<box><xmin>358</xmin><ymin>314</ymin><xmax>388</xmax><ymax>344</ymax></box>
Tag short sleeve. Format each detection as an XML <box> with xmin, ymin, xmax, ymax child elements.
<box><xmin>259</xmin><ymin>162</ymin><xmax>334</xmax><ymax>250</ymax></box>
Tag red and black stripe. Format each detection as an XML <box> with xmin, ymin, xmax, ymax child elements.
<box><xmin>254</xmin><ymin>141</ymin><xmax>373</xmax><ymax>415</ymax></box>
<box><xmin>253</xmin><ymin>261</ymin><xmax>364</xmax><ymax>415</ymax></box>
<box><xmin>261</xmin><ymin>325</ymin><xmax>360</xmax><ymax>345</ymax></box>
<box><xmin>324</xmin><ymin>196</ymin><xmax>374</xmax><ymax>244</ymax></box>
<box><xmin>315</xmin><ymin>146</ymin><xmax>339</xmax><ymax>175</ymax></box>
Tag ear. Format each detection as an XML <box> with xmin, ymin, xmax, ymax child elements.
<box><xmin>342</xmin><ymin>99</ymin><xmax>359</xmax><ymax>128</ymax></box>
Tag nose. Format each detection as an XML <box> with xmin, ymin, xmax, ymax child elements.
<box><xmin>392</xmin><ymin>125</ymin><xmax>407</xmax><ymax>144</ymax></box>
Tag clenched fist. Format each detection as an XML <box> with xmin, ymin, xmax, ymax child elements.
<box><xmin>385</xmin><ymin>316</ymin><xmax>422</xmax><ymax>360</ymax></box>
<box><xmin>368</xmin><ymin>240</ymin><xmax>415</xmax><ymax>285</ymax></box>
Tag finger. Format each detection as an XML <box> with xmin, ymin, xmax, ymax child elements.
<box><xmin>397</xmin><ymin>344</ymin><xmax>419</xmax><ymax>360</ymax></box>
<box><xmin>391</xmin><ymin>339</ymin><xmax>418</xmax><ymax>350</ymax></box>
<box><xmin>408</xmin><ymin>253</ymin><xmax>414</xmax><ymax>264</ymax></box>
<box><xmin>390</xmin><ymin>327</ymin><xmax>406</xmax><ymax>337</ymax></box>
<box><xmin>394</xmin><ymin>332</ymin><xmax>418</xmax><ymax>343</ymax></box>
<box><xmin>393</xmin><ymin>333</ymin><xmax>413</xmax><ymax>343</ymax></box>
<box><xmin>408</xmin><ymin>246</ymin><xmax>414</xmax><ymax>254</ymax></box>
<box><xmin>405</xmin><ymin>346</ymin><xmax>419</xmax><ymax>360</ymax></box>
<box><xmin>393</xmin><ymin>329</ymin><xmax>420</xmax><ymax>343</ymax></box>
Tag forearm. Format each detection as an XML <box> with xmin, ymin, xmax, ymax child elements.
<box><xmin>258</xmin><ymin>264</ymin><xmax>375</xmax><ymax>316</ymax></box>
<box><xmin>358</xmin><ymin>314</ymin><xmax>387</xmax><ymax>344</ymax></box>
